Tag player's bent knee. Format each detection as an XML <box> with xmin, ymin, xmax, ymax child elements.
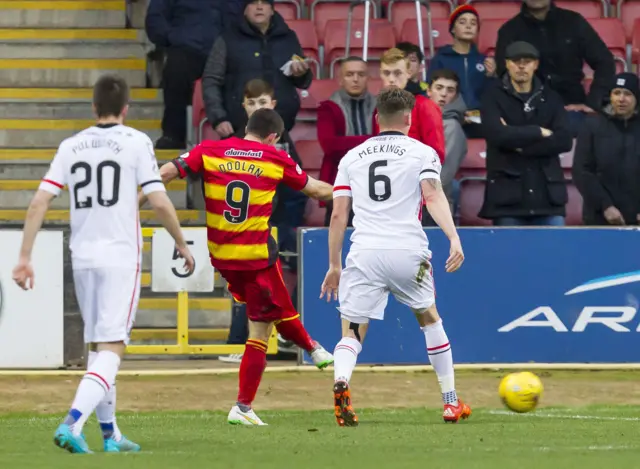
<box><xmin>411</xmin><ymin>303</ymin><xmax>440</xmax><ymax>327</ymax></box>
<box><xmin>340</xmin><ymin>315</ymin><xmax>369</xmax><ymax>343</ymax></box>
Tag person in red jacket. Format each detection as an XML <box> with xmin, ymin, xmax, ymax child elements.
<box><xmin>375</xmin><ymin>47</ymin><xmax>446</xmax><ymax>163</ymax></box>
<box><xmin>317</xmin><ymin>57</ymin><xmax>376</xmax><ymax>225</ymax></box>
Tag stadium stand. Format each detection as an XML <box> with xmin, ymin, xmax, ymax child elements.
<box><xmin>286</xmin><ymin>20</ymin><xmax>322</xmax><ymax>77</ymax></box>
<box><xmin>387</xmin><ymin>0</ymin><xmax>454</xmax><ymax>33</ymax></box>
<box><xmin>477</xmin><ymin>18</ymin><xmax>504</xmax><ymax>56</ymax></box>
<box><xmin>296</xmin><ymin>139</ymin><xmax>324</xmax><ymax>170</ymax></box>
<box><xmin>464</xmin><ymin>0</ymin><xmax>522</xmax><ymax>20</ymax></box>
<box><xmin>298</xmin><ymin>79</ymin><xmax>340</xmax><ymax>120</ymax></box>
<box><xmin>275</xmin><ymin>0</ymin><xmax>303</xmax><ymax>19</ymax></box>
<box><xmin>587</xmin><ymin>18</ymin><xmax>629</xmax><ymax>72</ymax></box>
<box><xmin>399</xmin><ymin>19</ymin><xmax>452</xmax><ymax>58</ymax></box>
<box><xmin>619</xmin><ymin>0</ymin><xmax>640</xmax><ymax>41</ymax></box>
<box><xmin>310</xmin><ymin>0</ymin><xmax>378</xmax><ymax>42</ymax></box>
<box><xmin>324</xmin><ymin>19</ymin><xmax>397</xmax><ymax>77</ymax></box>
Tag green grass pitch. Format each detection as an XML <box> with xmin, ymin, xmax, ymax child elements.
<box><xmin>1</xmin><ymin>406</ymin><xmax>640</xmax><ymax>469</ymax></box>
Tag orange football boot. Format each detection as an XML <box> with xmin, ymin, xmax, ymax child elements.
<box><xmin>333</xmin><ymin>381</ymin><xmax>359</xmax><ymax>427</ymax></box>
<box><xmin>443</xmin><ymin>399</ymin><xmax>472</xmax><ymax>423</ymax></box>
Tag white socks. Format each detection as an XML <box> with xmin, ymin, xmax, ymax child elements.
<box><xmin>66</xmin><ymin>350</ymin><xmax>121</xmax><ymax>436</ymax></box>
<box><xmin>422</xmin><ymin>320</ymin><xmax>458</xmax><ymax>405</ymax></box>
<box><xmin>89</xmin><ymin>351</ymin><xmax>123</xmax><ymax>441</ymax></box>
<box><xmin>333</xmin><ymin>337</ymin><xmax>362</xmax><ymax>383</ymax></box>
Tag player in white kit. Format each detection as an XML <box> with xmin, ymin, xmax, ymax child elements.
<box><xmin>320</xmin><ymin>88</ymin><xmax>470</xmax><ymax>426</ymax></box>
<box><xmin>11</xmin><ymin>75</ymin><xmax>195</xmax><ymax>454</ymax></box>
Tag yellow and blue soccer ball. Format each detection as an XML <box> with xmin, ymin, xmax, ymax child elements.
<box><xmin>498</xmin><ymin>372</ymin><xmax>543</xmax><ymax>413</ymax></box>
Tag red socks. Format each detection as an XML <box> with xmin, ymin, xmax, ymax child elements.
<box><xmin>276</xmin><ymin>316</ymin><xmax>315</xmax><ymax>352</ymax></box>
<box><xmin>237</xmin><ymin>339</ymin><xmax>267</xmax><ymax>407</ymax></box>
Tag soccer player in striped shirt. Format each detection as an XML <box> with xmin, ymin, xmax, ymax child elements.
<box><xmin>148</xmin><ymin>109</ymin><xmax>334</xmax><ymax>425</ymax></box>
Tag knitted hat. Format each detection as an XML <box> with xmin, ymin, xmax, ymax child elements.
<box><xmin>449</xmin><ymin>5</ymin><xmax>479</xmax><ymax>34</ymax></box>
<box><xmin>612</xmin><ymin>72</ymin><xmax>640</xmax><ymax>102</ymax></box>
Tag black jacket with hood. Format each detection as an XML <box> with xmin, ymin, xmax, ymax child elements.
<box><xmin>480</xmin><ymin>75</ymin><xmax>573</xmax><ymax>219</ymax></box>
<box><xmin>202</xmin><ymin>12</ymin><xmax>312</xmax><ymax>133</ymax></box>
<box><xmin>572</xmin><ymin>106</ymin><xmax>640</xmax><ymax>225</ymax></box>
<box><xmin>495</xmin><ymin>3</ymin><xmax>615</xmax><ymax>110</ymax></box>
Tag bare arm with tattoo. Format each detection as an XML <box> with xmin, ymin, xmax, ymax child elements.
<box><xmin>421</xmin><ymin>178</ymin><xmax>464</xmax><ymax>272</ymax></box>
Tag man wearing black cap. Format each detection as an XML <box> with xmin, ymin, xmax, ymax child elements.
<box><xmin>494</xmin><ymin>0</ymin><xmax>615</xmax><ymax>136</ymax></box>
<box><xmin>573</xmin><ymin>73</ymin><xmax>640</xmax><ymax>226</ymax></box>
<box><xmin>202</xmin><ymin>0</ymin><xmax>312</xmax><ymax>139</ymax></box>
<box><xmin>479</xmin><ymin>41</ymin><xmax>573</xmax><ymax>226</ymax></box>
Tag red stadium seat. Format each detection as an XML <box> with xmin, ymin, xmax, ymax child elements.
<box><xmin>290</xmin><ymin>121</ymin><xmax>318</xmax><ymax>141</ymax></box>
<box><xmin>311</xmin><ymin>0</ymin><xmax>377</xmax><ymax>43</ymax></box>
<box><xmin>296</xmin><ymin>139</ymin><xmax>324</xmax><ymax>170</ymax></box>
<box><xmin>555</xmin><ymin>0</ymin><xmax>607</xmax><ymax>17</ymax></box>
<box><xmin>275</xmin><ymin>0</ymin><xmax>301</xmax><ymax>19</ymax></box>
<box><xmin>582</xmin><ymin>76</ymin><xmax>593</xmax><ymax>94</ymax></box>
<box><xmin>456</xmin><ymin>138</ymin><xmax>487</xmax><ymax>179</ymax></box>
<box><xmin>324</xmin><ymin>19</ymin><xmax>396</xmax><ymax>78</ymax></box>
<box><xmin>190</xmin><ymin>79</ymin><xmax>220</xmax><ymax>144</ymax></box>
<box><xmin>458</xmin><ymin>178</ymin><xmax>490</xmax><ymax>226</ymax></box>
<box><xmin>368</xmin><ymin>77</ymin><xmax>384</xmax><ymax>95</ymax></box>
<box><xmin>620</xmin><ymin>1</ymin><xmax>640</xmax><ymax>42</ymax></box>
<box><xmin>287</xmin><ymin>20</ymin><xmax>322</xmax><ymax>77</ymax></box>
<box><xmin>630</xmin><ymin>18</ymin><xmax>640</xmax><ymax>66</ymax></box>
<box><xmin>466</xmin><ymin>0</ymin><xmax>522</xmax><ymax>20</ymax></box>
<box><xmin>304</xmin><ymin>198</ymin><xmax>327</xmax><ymax>227</ymax></box>
<box><xmin>388</xmin><ymin>0</ymin><xmax>453</xmax><ymax>35</ymax></box>
<box><xmin>559</xmin><ymin>139</ymin><xmax>576</xmax><ymax>171</ymax></box>
<box><xmin>478</xmin><ymin>19</ymin><xmax>505</xmax><ymax>56</ymax></box>
<box><xmin>399</xmin><ymin>19</ymin><xmax>451</xmax><ymax>58</ymax></box>
<box><xmin>565</xmin><ymin>182</ymin><xmax>584</xmax><ymax>226</ymax></box>
<box><xmin>298</xmin><ymin>79</ymin><xmax>339</xmax><ymax>120</ymax></box>
<box><xmin>587</xmin><ymin>18</ymin><xmax>628</xmax><ymax>73</ymax></box>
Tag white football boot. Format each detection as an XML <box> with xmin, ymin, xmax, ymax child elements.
<box><xmin>310</xmin><ymin>342</ymin><xmax>334</xmax><ymax>370</ymax></box>
<box><xmin>227</xmin><ymin>405</ymin><xmax>268</xmax><ymax>426</ymax></box>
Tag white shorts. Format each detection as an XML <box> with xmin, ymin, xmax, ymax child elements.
<box><xmin>338</xmin><ymin>249</ymin><xmax>435</xmax><ymax>324</ymax></box>
<box><xmin>73</xmin><ymin>267</ymin><xmax>141</xmax><ymax>344</ymax></box>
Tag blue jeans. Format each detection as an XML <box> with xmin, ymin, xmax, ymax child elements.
<box><xmin>493</xmin><ymin>216</ymin><xmax>565</xmax><ymax>227</ymax></box>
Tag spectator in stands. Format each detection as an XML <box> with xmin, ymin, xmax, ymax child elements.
<box><xmin>428</xmin><ymin>5</ymin><xmax>495</xmax><ymax>138</ymax></box>
<box><xmin>495</xmin><ymin>0</ymin><xmax>615</xmax><ymax>137</ymax></box>
<box><xmin>375</xmin><ymin>48</ymin><xmax>445</xmax><ymax>162</ymax></box>
<box><xmin>145</xmin><ymin>0</ymin><xmax>223</xmax><ymax>149</ymax></box>
<box><xmin>395</xmin><ymin>42</ymin><xmax>428</xmax><ymax>96</ymax></box>
<box><xmin>480</xmin><ymin>41</ymin><xmax>572</xmax><ymax>226</ymax></box>
<box><xmin>428</xmin><ymin>69</ymin><xmax>467</xmax><ymax>211</ymax></box>
<box><xmin>202</xmin><ymin>0</ymin><xmax>312</xmax><ymax>139</ymax></box>
<box><xmin>318</xmin><ymin>57</ymin><xmax>375</xmax><ymax>226</ymax></box>
<box><xmin>573</xmin><ymin>73</ymin><xmax>640</xmax><ymax>226</ymax></box>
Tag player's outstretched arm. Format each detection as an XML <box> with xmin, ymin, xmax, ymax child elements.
<box><xmin>146</xmin><ymin>191</ymin><xmax>195</xmax><ymax>273</ymax></box>
<box><xmin>320</xmin><ymin>196</ymin><xmax>351</xmax><ymax>301</ymax></box>
<box><xmin>301</xmin><ymin>176</ymin><xmax>333</xmax><ymax>201</ymax></box>
<box><xmin>12</xmin><ymin>190</ymin><xmax>55</xmax><ymax>290</ymax></box>
<box><xmin>139</xmin><ymin>161</ymin><xmax>181</xmax><ymax>208</ymax></box>
<box><xmin>421</xmin><ymin>179</ymin><xmax>464</xmax><ymax>273</ymax></box>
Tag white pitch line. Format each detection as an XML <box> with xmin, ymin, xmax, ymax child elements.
<box><xmin>487</xmin><ymin>410</ymin><xmax>640</xmax><ymax>421</ymax></box>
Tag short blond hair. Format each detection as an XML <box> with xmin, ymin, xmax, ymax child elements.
<box><xmin>380</xmin><ymin>48</ymin><xmax>410</xmax><ymax>69</ymax></box>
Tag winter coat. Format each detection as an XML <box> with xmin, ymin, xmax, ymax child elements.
<box><xmin>495</xmin><ymin>3</ymin><xmax>615</xmax><ymax>110</ymax></box>
<box><xmin>441</xmin><ymin>95</ymin><xmax>468</xmax><ymax>188</ymax></box>
<box><xmin>480</xmin><ymin>75</ymin><xmax>573</xmax><ymax>219</ymax></box>
<box><xmin>427</xmin><ymin>44</ymin><xmax>490</xmax><ymax>111</ymax></box>
<box><xmin>202</xmin><ymin>12</ymin><xmax>312</xmax><ymax>133</ymax></box>
<box><xmin>145</xmin><ymin>0</ymin><xmax>222</xmax><ymax>57</ymax></box>
<box><xmin>572</xmin><ymin>107</ymin><xmax>640</xmax><ymax>225</ymax></box>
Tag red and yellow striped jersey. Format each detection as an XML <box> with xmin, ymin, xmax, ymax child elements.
<box><xmin>173</xmin><ymin>137</ymin><xmax>308</xmax><ymax>271</ymax></box>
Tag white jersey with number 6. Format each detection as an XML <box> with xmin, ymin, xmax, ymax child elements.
<box><xmin>333</xmin><ymin>132</ymin><xmax>441</xmax><ymax>254</ymax></box>
<box><xmin>39</xmin><ymin>124</ymin><xmax>166</xmax><ymax>270</ymax></box>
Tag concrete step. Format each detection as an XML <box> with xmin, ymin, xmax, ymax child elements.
<box><xmin>0</xmin><ymin>88</ymin><xmax>159</xmax><ymax>102</ymax></box>
<box><xmin>0</xmin><ymin>179</ymin><xmax>188</xmax><ymax>209</ymax></box>
<box><xmin>135</xmin><ymin>297</ymin><xmax>232</xmax><ymax>329</ymax></box>
<box><xmin>0</xmin><ymin>1</ymin><xmax>126</xmax><ymax>28</ymax></box>
<box><xmin>0</xmin><ymin>59</ymin><xmax>146</xmax><ymax>88</ymax></box>
<box><xmin>0</xmin><ymin>208</ymin><xmax>204</xmax><ymax>225</ymax></box>
<box><xmin>0</xmin><ymin>147</ymin><xmax>182</xmax><ymax>164</ymax></box>
<box><xmin>0</xmin><ymin>119</ymin><xmax>160</xmax><ymax>147</ymax></box>
<box><xmin>0</xmin><ymin>29</ymin><xmax>148</xmax><ymax>59</ymax></box>
<box><xmin>0</xmin><ymin>101</ymin><xmax>162</xmax><ymax>120</ymax></box>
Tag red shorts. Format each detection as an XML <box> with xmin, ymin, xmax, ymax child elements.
<box><xmin>218</xmin><ymin>260</ymin><xmax>298</xmax><ymax>323</ymax></box>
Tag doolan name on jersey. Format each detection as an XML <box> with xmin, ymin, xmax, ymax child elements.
<box><xmin>333</xmin><ymin>133</ymin><xmax>441</xmax><ymax>254</ymax></box>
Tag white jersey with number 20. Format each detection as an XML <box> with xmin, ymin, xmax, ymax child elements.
<box><xmin>333</xmin><ymin>132</ymin><xmax>441</xmax><ymax>254</ymax></box>
<box><xmin>39</xmin><ymin>124</ymin><xmax>166</xmax><ymax>270</ymax></box>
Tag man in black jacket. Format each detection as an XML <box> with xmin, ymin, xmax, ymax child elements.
<box><xmin>202</xmin><ymin>0</ymin><xmax>312</xmax><ymax>139</ymax></box>
<box><xmin>573</xmin><ymin>73</ymin><xmax>640</xmax><ymax>226</ymax></box>
<box><xmin>480</xmin><ymin>41</ymin><xmax>573</xmax><ymax>226</ymax></box>
<box><xmin>495</xmin><ymin>0</ymin><xmax>615</xmax><ymax>137</ymax></box>
<box><xmin>145</xmin><ymin>0</ymin><xmax>223</xmax><ymax>149</ymax></box>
